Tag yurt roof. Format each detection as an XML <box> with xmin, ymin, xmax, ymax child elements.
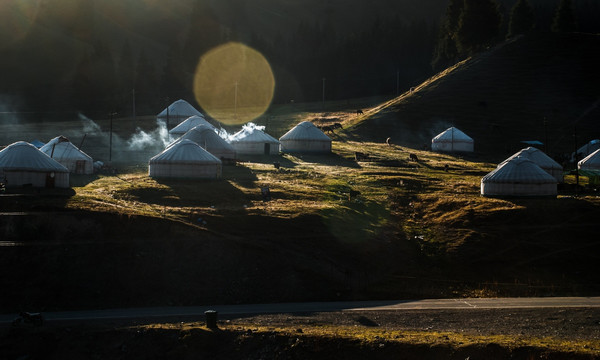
<box><xmin>157</xmin><ymin>99</ymin><xmax>203</xmax><ymax>118</ymax></box>
<box><xmin>279</xmin><ymin>121</ymin><xmax>331</xmax><ymax>141</ymax></box>
<box><xmin>230</xmin><ymin>129</ymin><xmax>279</xmax><ymax>144</ymax></box>
<box><xmin>500</xmin><ymin>147</ymin><xmax>562</xmax><ymax>171</ymax></box>
<box><xmin>173</xmin><ymin>125</ymin><xmax>235</xmax><ymax>151</ymax></box>
<box><xmin>150</xmin><ymin>139</ymin><xmax>221</xmax><ymax>164</ymax></box>
<box><xmin>0</xmin><ymin>141</ymin><xmax>68</xmax><ymax>172</ymax></box>
<box><xmin>40</xmin><ymin>136</ymin><xmax>93</xmax><ymax>161</ymax></box>
<box><xmin>576</xmin><ymin>139</ymin><xmax>600</xmax><ymax>155</ymax></box>
<box><xmin>482</xmin><ymin>157</ymin><xmax>556</xmax><ymax>184</ymax></box>
<box><xmin>169</xmin><ymin>115</ymin><xmax>214</xmax><ymax>135</ymax></box>
<box><xmin>578</xmin><ymin>148</ymin><xmax>600</xmax><ymax>169</ymax></box>
<box><xmin>432</xmin><ymin>127</ymin><xmax>473</xmax><ymax>143</ymax></box>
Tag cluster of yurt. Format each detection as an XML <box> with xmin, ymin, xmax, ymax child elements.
<box><xmin>431</xmin><ymin>127</ymin><xmax>474</xmax><ymax>152</ymax></box>
<box><xmin>481</xmin><ymin>147</ymin><xmax>562</xmax><ymax>198</ymax></box>
<box><xmin>0</xmin><ymin>141</ymin><xmax>70</xmax><ymax>188</ymax></box>
<box><xmin>40</xmin><ymin>136</ymin><xmax>94</xmax><ymax>175</ymax></box>
<box><xmin>279</xmin><ymin>121</ymin><xmax>331</xmax><ymax>153</ymax></box>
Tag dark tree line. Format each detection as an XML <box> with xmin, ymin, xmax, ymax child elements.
<box><xmin>432</xmin><ymin>0</ymin><xmax>582</xmax><ymax>71</ymax></box>
<box><xmin>0</xmin><ymin>0</ymin><xmax>594</xmax><ymax>119</ymax></box>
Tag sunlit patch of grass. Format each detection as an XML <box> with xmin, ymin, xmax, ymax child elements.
<box><xmin>139</xmin><ymin>322</ymin><xmax>600</xmax><ymax>356</ymax></box>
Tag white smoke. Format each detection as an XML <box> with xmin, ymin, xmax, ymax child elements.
<box><xmin>127</xmin><ymin>119</ymin><xmax>170</xmax><ymax>150</ymax></box>
<box><xmin>218</xmin><ymin>122</ymin><xmax>265</xmax><ymax>143</ymax></box>
<box><xmin>78</xmin><ymin>113</ymin><xmax>102</xmax><ymax>135</ymax></box>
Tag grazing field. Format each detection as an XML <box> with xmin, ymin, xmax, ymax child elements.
<box><xmin>1</xmin><ymin>105</ymin><xmax>599</xmax><ymax>312</ymax></box>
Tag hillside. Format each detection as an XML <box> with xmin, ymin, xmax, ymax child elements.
<box><xmin>349</xmin><ymin>33</ymin><xmax>600</xmax><ymax>162</ymax></box>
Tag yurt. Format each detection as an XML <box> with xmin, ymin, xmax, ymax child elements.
<box><xmin>573</xmin><ymin>139</ymin><xmax>600</xmax><ymax>161</ymax></box>
<box><xmin>279</xmin><ymin>121</ymin><xmax>331</xmax><ymax>153</ymax></box>
<box><xmin>481</xmin><ymin>156</ymin><xmax>557</xmax><ymax>197</ymax></box>
<box><xmin>149</xmin><ymin>139</ymin><xmax>222</xmax><ymax>179</ymax></box>
<box><xmin>168</xmin><ymin>115</ymin><xmax>215</xmax><ymax>139</ymax></box>
<box><xmin>578</xmin><ymin>148</ymin><xmax>600</xmax><ymax>171</ymax></box>
<box><xmin>431</xmin><ymin>127</ymin><xmax>474</xmax><ymax>152</ymax></box>
<box><xmin>40</xmin><ymin>136</ymin><xmax>94</xmax><ymax>175</ymax></box>
<box><xmin>157</xmin><ymin>99</ymin><xmax>204</xmax><ymax>126</ymax></box>
<box><xmin>0</xmin><ymin>141</ymin><xmax>69</xmax><ymax>188</ymax></box>
<box><xmin>172</xmin><ymin>125</ymin><xmax>236</xmax><ymax>161</ymax></box>
<box><xmin>230</xmin><ymin>127</ymin><xmax>280</xmax><ymax>155</ymax></box>
<box><xmin>500</xmin><ymin>147</ymin><xmax>563</xmax><ymax>183</ymax></box>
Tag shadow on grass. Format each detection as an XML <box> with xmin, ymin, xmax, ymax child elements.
<box><xmin>236</xmin><ymin>154</ymin><xmax>298</xmax><ymax>169</ymax></box>
<box><xmin>136</xmin><ymin>176</ymin><xmax>254</xmax><ymax>208</ymax></box>
<box><xmin>286</xmin><ymin>152</ymin><xmax>361</xmax><ymax>169</ymax></box>
<box><xmin>0</xmin><ymin>187</ymin><xmax>76</xmax><ymax>211</ymax></box>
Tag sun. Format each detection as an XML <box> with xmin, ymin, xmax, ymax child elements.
<box><xmin>193</xmin><ymin>42</ymin><xmax>275</xmax><ymax>125</ymax></box>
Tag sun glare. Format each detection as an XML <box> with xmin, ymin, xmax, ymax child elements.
<box><xmin>193</xmin><ymin>42</ymin><xmax>275</xmax><ymax>125</ymax></box>
<box><xmin>0</xmin><ymin>1</ymin><xmax>40</xmax><ymax>49</ymax></box>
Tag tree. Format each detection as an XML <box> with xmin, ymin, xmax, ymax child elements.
<box><xmin>455</xmin><ymin>0</ymin><xmax>502</xmax><ymax>54</ymax></box>
<box><xmin>552</xmin><ymin>0</ymin><xmax>577</xmax><ymax>33</ymax></box>
<box><xmin>508</xmin><ymin>0</ymin><xmax>535</xmax><ymax>37</ymax></box>
<box><xmin>431</xmin><ymin>0</ymin><xmax>463</xmax><ymax>70</ymax></box>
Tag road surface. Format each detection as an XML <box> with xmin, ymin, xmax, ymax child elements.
<box><xmin>1</xmin><ymin>297</ymin><xmax>599</xmax><ymax>326</ymax></box>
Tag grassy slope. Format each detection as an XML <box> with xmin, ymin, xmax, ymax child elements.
<box><xmin>348</xmin><ymin>33</ymin><xmax>600</xmax><ymax>161</ymax></box>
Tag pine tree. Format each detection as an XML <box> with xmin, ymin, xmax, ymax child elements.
<box><xmin>455</xmin><ymin>0</ymin><xmax>502</xmax><ymax>54</ymax></box>
<box><xmin>552</xmin><ymin>0</ymin><xmax>577</xmax><ymax>33</ymax></box>
<box><xmin>508</xmin><ymin>0</ymin><xmax>535</xmax><ymax>37</ymax></box>
<box><xmin>431</xmin><ymin>0</ymin><xmax>463</xmax><ymax>70</ymax></box>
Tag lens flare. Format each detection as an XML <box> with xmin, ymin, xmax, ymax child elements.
<box><xmin>193</xmin><ymin>42</ymin><xmax>275</xmax><ymax>125</ymax></box>
<box><xmin>0</xmin><ymin>1</ymin><xmax>40</xmax><ymax>49</ymax></box>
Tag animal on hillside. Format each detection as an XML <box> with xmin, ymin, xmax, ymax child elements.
<box><xmin>354</xmin><ymin>151</ymin><xmax>370</xmax><ymax>161</ymax></box>
<box><xmin>332</xmin><ymin>122</ymin><xmax>343</xmax><ymax>129</ymax></box>
<box><xmin>319</xmin><ymin>125</ymin><xmax>334</xmax><ymax>134</ymax></box>
<box><xmin>385</xmin><ymin>137</ymin><xmax>391</xmax><ymax>146</ymax></box>
<box><xmin>356</xmin><ymin>109</ymin><xmax>363</xmax><ymax>115</ymax></box>
<box><xmin>409</xmin><ymin>153</ymin><xmax>419</xmax><ymax>162</ymax></box>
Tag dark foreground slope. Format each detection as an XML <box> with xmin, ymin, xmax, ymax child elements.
<box><xmin>352</xmin><ymin>33</ymin><xmax>600</xmax><ymax>160</ymax></box>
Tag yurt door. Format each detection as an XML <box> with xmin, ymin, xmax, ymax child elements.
<box><xmin>264</xmin><ymin>143</ymin><xmax>270</xmax><ymax>155</ymax></box>
<box><xmin>45</xmin><ymin>172</ymin><xmax>55</xmax><ymax>188</ymax></box>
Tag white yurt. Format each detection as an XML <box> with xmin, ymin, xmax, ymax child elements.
<box><xmin>573</xmin><ymin>139</ymin><xmax>600</xmax><ymax>161</ymax></box>
<box><xmin>500</xmin><ymin>147</ymin><xmax>563</xmax><ymax>183</ymax></box>
<box><xmin>481</xmin><ymin>156</ymin><xmax>557</xmax><ymax>197</ymax></box>
<box><xmin>279</xmin><ymin>121</ymin><xmax>331</xmax><ymax>153</ymax></box>
<box><xmin>431</xmin><ymin>127</ymin><xmax>474</xmax><ymax>152</ymax></box>
<box><xmin>578</xmin><ymin>148</ymin><xmax>600</xmax><ymax>170</ymax></box>
<box><xmin>172</xmin><ymin>125</ymin><xmax>236</xmax><ymax>161</ymax></box>
<box><xmin>149</xmin><ymin>139</ymin><xmax>222</xmax><ymax>179</ymax></box>
<box><xmin>0</xmin><ymin>141</ymin><xmax>69</xmax><ymax>188</ymax></box>
<box><xmin>230</xmin><ymin>128</ymin><xmax>280</xmax><ymax>155</ymax></box>
<box><xmin>168</xmin><ymin>115</ymin><xmax>215</xmax><ymax>139</ymax></box>
<box><xmin>40</xmin><ymin>136</ymin><xmax>94</xmax><ymax>175</ymax></box>
<box><xmin>157</xmin><ymin>99</ymin><xmax>204</xmax><ymax>126</ymax></box>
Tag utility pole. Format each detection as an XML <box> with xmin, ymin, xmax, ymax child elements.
<box><xmin>109</xmin><ymin>112</ymin><xmax>118</xmax><ymax>162</ymax></box>
<box><xmin>573</xmin><ymin>127</ymin><xmax>579</xmax><ymax>196</ymax></box>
